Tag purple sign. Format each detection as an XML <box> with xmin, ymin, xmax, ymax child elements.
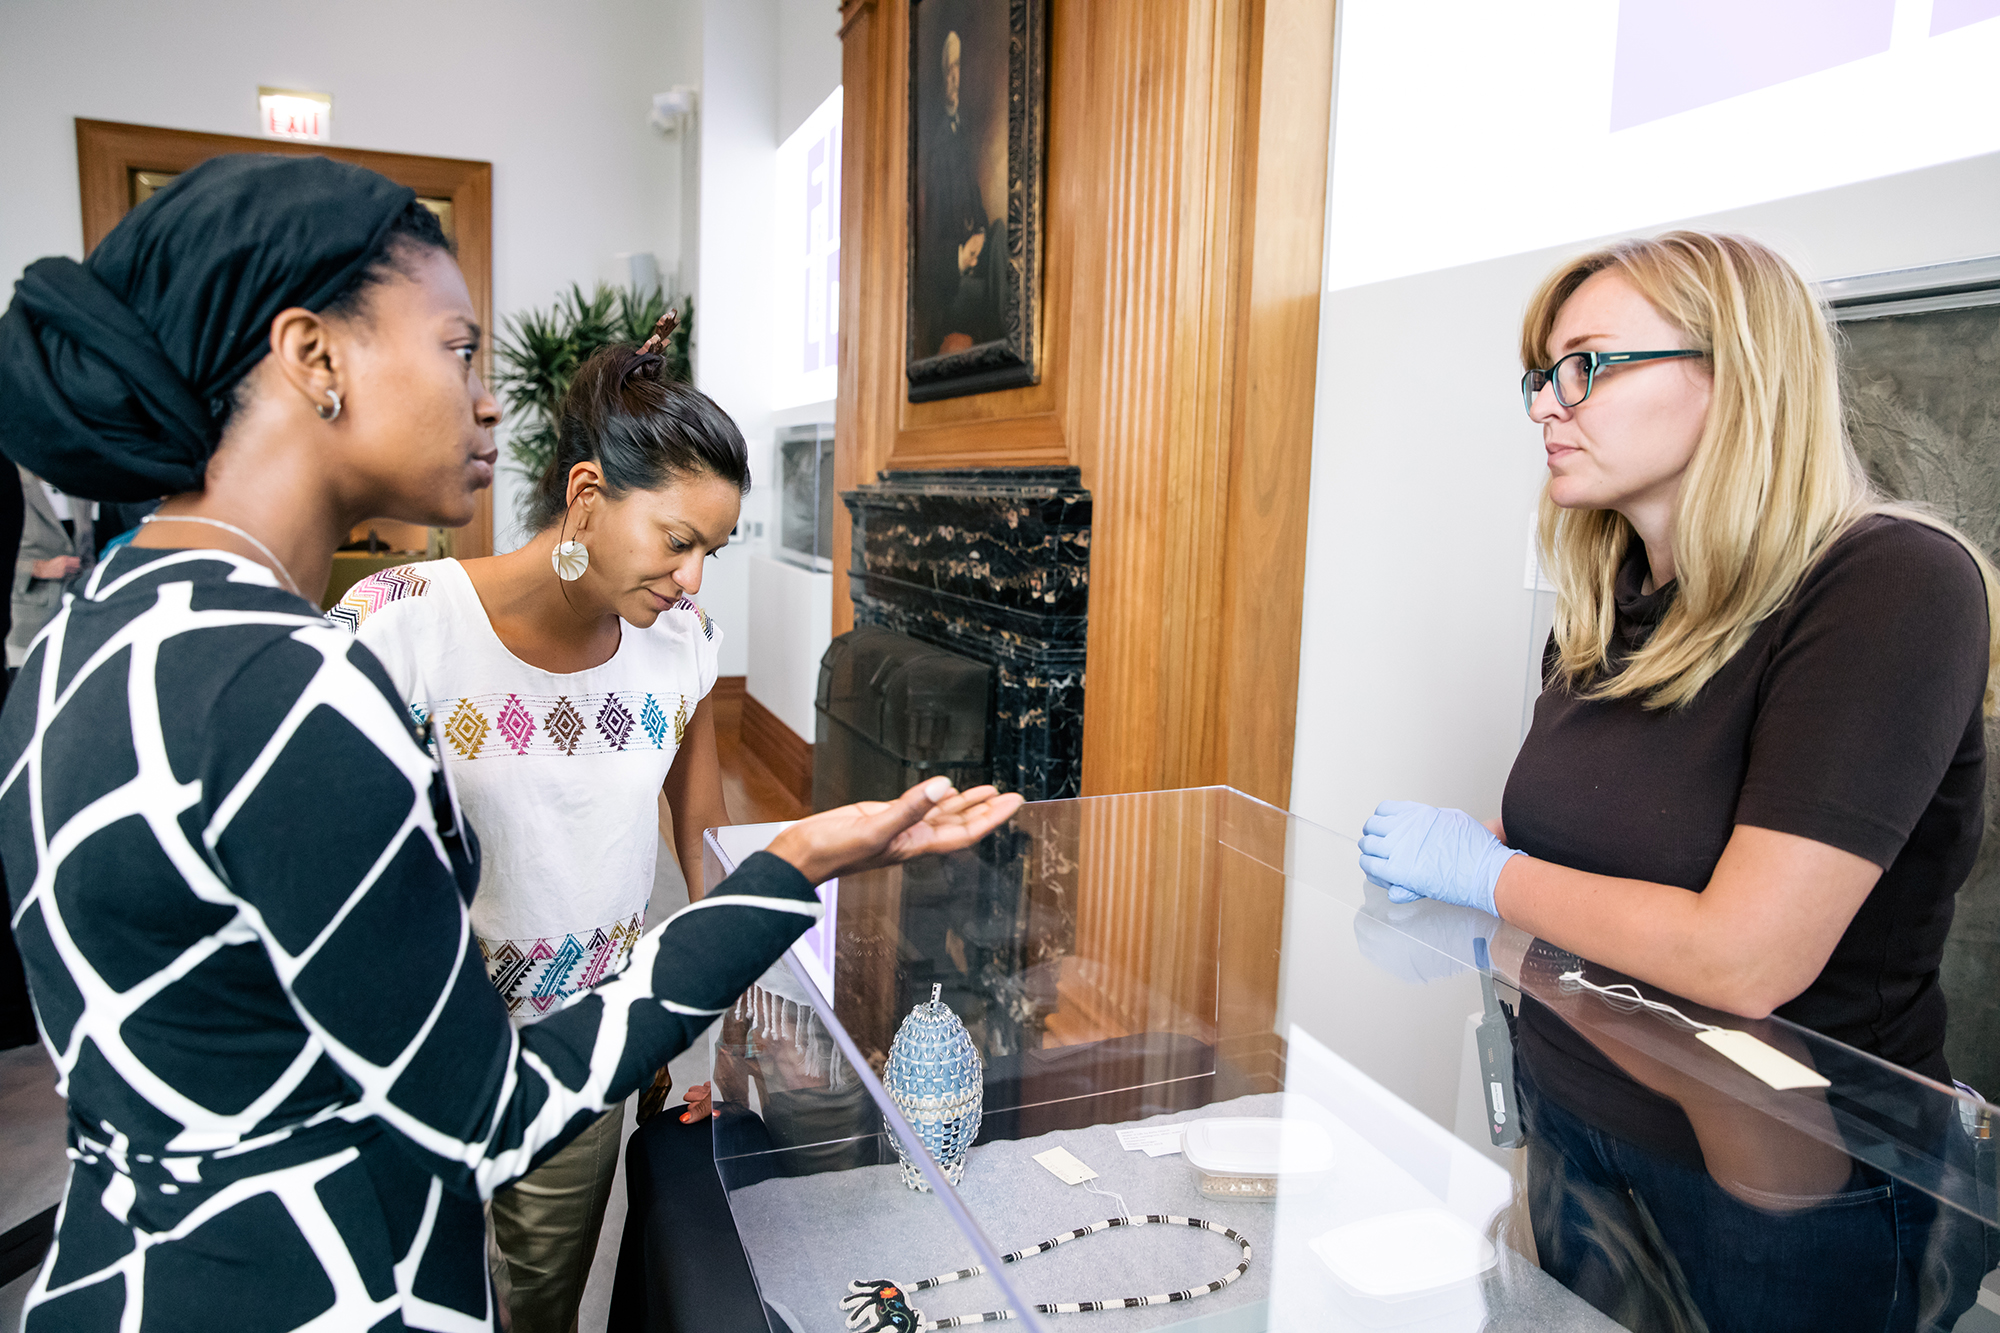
<box><xmin>1611</xmin><ymin>0</ymin><xmax>1896</xmax><ymax>131</ymax></box>
<box><xmin>1932</xmin><ymin>0</ymin><xmax>2000</xmax><ymax>35</ymax></box>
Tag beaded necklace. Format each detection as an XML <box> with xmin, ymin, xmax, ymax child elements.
<box><xmin>840</xmin><ymin>1214</ymin><xmax>1252</xmax><ymax>1331</ymax></box>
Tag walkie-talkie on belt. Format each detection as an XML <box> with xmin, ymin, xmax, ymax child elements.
<box><xmin>1473</xmin><ymin>936</ymin><xmax>1522</xmax><ymax>1149</ymax></box>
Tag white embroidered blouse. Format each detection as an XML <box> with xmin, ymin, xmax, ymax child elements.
<box><xmin>332</xmin><ymin>558</ymin><xmax>722</xmax><ymax>1022</ymax></box>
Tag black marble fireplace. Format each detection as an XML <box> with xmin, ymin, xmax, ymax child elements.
<box><xmin>839</xmin><ymin>467</ymin><xmax>1089</xmax><ymax>801</ymax></box>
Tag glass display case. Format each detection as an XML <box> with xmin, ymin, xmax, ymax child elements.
<box><xmin>700</xmin><ymin>788</ymin><xmax>2000</xmax><ymax>1333</ymax></box>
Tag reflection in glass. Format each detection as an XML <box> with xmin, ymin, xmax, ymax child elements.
<box><xmin>680</xmin><ymin>790</ymin><xmax>1998</xmax><ymax>1333</ymax></box>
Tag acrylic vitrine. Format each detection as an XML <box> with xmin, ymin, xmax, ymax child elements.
<box><xmin>700</xmin><ymin>788</ymin><xmax>2000</xmax><ymax>1333</ymax></box>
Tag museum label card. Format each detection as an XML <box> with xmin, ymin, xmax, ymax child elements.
<box><xmin>1697</xmin><ymin>1029</ymin><xmax>1831</xmax><ymax>1090</ymax></box>
<box><xmin>1032</xmin><ymin>1147</ymin><xmax>1099</xmax><ymax>1185</ymax></box>
<box><xmin>1115</xmin><ymin>1126</ymin><xmax>1184</xmax><ymax>1157</ymax></box>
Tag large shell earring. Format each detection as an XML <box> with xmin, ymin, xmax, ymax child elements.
<box><xmin>552</xmin><ymin>540</ymin><xmax>589</xmax><ymax>581</ymax></box>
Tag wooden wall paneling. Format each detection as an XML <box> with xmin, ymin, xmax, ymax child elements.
<box><xmin>1048</xmin><ymin>789</ymin><xmax>1226</xmax><ymax>1049</ymax></box>
<box><xmin>1071</xmin><ymin>0</ymin><xmax>1256</xmax><ymax>798</ymax></box>
<box><xmin>1046</xmin><ymin>792</ymin><xmax>1159</xmax><ymax>1047</ymax></box>
<box><xmin>1215</xmin><ymin>0</ymin><xmax>1333</xmax><ymax>809</ymax></box>
<box><xmin>834</xmin><ymin>3</ymin><xmax>1332</xmax><ymax>804</ymax></box>
<box><xmin>73</xmin><ymin>119</ymin><xmax>496</xmax><ymax>557</ymax></box>
<box><xmin>834</xmin><ymin>0</ymin><xmax>908</xmax><ymax>637</ymax></box>
<box><xmin>740</xmin><ymin>692</ymin><xmax>815</xmax><ymax>807</ymax></box>
<box><xmin>1212</xmin><ymin>787</ymin><xmax>1290</xmax><ymax>1092</ymax></box>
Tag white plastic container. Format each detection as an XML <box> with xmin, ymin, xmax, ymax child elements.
<box><xmin>1180</xmin><ymin>1117</ymin><xmax>1334</xmax><ymax>1201</ymax></box>
<box><xmin>1310</xmin><ymin>1207</ymin><xmax>1497</xmax><ymax>1327</ymax></box>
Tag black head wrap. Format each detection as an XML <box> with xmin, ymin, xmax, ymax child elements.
<box><xmin>0</xmin><ymin>153</ymin><xmax>415</xmax><ymax>501</ymax></box>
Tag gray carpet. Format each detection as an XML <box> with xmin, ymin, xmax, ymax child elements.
<box><xmin>724</xmin><ymin>1092</ymin><xmax>1618</xmax><ymax>1333</ymax></box>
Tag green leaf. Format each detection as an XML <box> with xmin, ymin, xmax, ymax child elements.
<box><xmin>491</xmin><ymin>283</ymin><xmax>698</xmax><ymax>507</ymax></box>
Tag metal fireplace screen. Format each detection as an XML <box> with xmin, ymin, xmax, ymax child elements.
<box><xmin>813</xmin><ymin>626</ymin><xmax>992</xmax><ymax>811</ymax></box>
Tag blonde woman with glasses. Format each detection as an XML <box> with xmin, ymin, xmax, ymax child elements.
<box><xmin>1360</xmin><ymin>231</ymin><xmax>1994</xmax><ymax>1331</ymax></box>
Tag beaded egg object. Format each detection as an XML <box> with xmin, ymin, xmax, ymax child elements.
<box><xmin>884</xmin><ymin>984</ymin><xmax>984</xmax><ymax>1190</ymax></box>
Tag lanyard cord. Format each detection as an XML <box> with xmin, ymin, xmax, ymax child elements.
<box><xmin>1558</xmin><ymin>969</ymin><xmax>1720</xmax><ymax>1033</ymax></box>
<box><xmin>839</xmin><ymin>1214</ymin><xmax>1253</xmax><ymax>1331</ymax></box>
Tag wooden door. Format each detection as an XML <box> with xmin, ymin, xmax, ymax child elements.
<box><xmin>73</xmin><ymin>119</ymin><xmax>496</xmax><ymax>561</ymax></box>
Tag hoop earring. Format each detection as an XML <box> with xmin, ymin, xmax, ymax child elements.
<box><xmin>552</xmin><ymin>539</ymin><xmax>589</xmax><ymax>581</ymax></box>
<box><xmin>315</xmin><ymin>388</ymin><xmax>342</xmax><ymax>422</ymax></box>
<box><xmin>552</xmin><ymin>487</ymin><xmax>594</xmax><ymax>582</ymax></box>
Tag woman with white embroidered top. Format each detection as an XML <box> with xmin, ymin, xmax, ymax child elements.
<box><xmin>333</xmin><ymin>326</ymin><xmax>743</xmax><ymax>1333</ymax></box>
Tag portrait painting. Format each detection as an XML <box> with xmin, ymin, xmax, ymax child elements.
<box><xmin>906</xmin><ymin>0</ymin><xmax>1045</xmax><ymax>402</ymax></box>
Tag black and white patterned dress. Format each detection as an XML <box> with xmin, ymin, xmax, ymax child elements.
<box><xmin>0</xmin><ymin>545</ymin><xmax>821</xmax><ymax>1331</ymax></box>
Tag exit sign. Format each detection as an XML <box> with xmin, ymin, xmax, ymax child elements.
<box><xmin>258</xmin><ymin>87</ymin><xmax>332</xmax><ymax>143</ymax></box>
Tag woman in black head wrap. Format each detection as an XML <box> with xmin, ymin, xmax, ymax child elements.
<box><xmin>0</xmin><ymin>152</ymin><xmax>497</xmax><ymax>583</ymax></box>
<box><xmin>0</xmin><ymin>154</ymin><xmax>1018</xmax><ymax>1332</ymax></box>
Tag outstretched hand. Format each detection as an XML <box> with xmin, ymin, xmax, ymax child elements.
<box><xmin>766</xmin><ymin>777</ymin><xmax>1024</xmax><ymax>886</ymax></box>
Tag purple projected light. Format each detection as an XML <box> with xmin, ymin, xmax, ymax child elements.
<box><xmin>1611</xmin><ymin>0</ymin><xmax>1896</xmax><ymax>131</ymax></box>
<box><xmin>1933</xmin><ymin>0</ymin><xmax>2000</xmax><ymax>35</ymax></box>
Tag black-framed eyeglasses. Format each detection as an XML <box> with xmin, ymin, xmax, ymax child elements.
<box><xmin>1521</xmin><ymin>349</ymin><xmax>1705</xmax><ymax>416</ymax></box>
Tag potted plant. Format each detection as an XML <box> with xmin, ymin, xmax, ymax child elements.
<box><xmin>491</xmin><ymin>283</ymin><xmax>693</xmax><ymax>502</ymax></box>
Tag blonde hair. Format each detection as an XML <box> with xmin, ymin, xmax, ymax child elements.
<box><xmin>1523</xmin><ymin>230</ymin><xmax>2000</xmax><ymax>712</ymax></box>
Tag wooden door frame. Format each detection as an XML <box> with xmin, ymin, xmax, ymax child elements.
<box><xmin>73</xmin><ymin>118</ymin><xmax>496</xmax><ymax>557</ymax></box>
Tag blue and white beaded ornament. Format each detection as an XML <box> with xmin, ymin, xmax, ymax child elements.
<box><xmin>884</xmin><ymin>984</ymin><xmax>983</xmax><ymax>1191</ymax></box>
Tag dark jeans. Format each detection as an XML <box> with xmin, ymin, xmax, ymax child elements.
<box><xmin>1520</xmin><ymin>1063</ymin><xmax>1983</xmax><ymax>1333</ymax></box>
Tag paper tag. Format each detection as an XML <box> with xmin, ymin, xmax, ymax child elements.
<box><xmin>1697</xmin><ymin>1029</ymin><xmax>1831</xmax><ymax>1090</ymax></box>
<box><xmin>1115</xmin><ymin>1126</ymin><xmax>1184</xmax><ymax>1157</ymax></box>
<box><xmin>1032</xmin><ymin>1146</ymin><xmax>1100</xmax><ymax>1184</ymax></box>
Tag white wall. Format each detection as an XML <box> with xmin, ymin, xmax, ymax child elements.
<box><xmin>691</xmin><ymin>0</ymin><xmax>840</xmax><ymax>723</ymax></box>
<box><xmin>747</xmin><ymin>555</ymin><xmax>834</xmax><ymax>739</ymax></box>
<box><xmin>1288</xmin><ymin>149</ymin><xmax>2000</xmax><ymax>843</ymax></box>
<box><xmin>777</xmin><ymin>0</ymin><xmax>845</xmax><ymax>144</ymax></box>
<box><xmin>0</xmin><ymin>0</ymin><xmax>704</xmax><ymax>557</ymax></box>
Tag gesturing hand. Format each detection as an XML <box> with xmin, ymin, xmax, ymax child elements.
<box><xmin>1357</xmin><ymin>799</ymin><xmax>1520</xmax><ymax>917</ymax></box>
<box><xmin>766</xmin><ymin>777</ymin><xmax>1024</xmax><ymax>886</ymax></box>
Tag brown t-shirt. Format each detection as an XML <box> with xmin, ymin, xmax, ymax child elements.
<box><xmin>1505</xmin><ymin>515</ymin><xmax>1989</xmax><ymax>1152</ymax></box>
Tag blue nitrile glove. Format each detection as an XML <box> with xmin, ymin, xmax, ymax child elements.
<box><xmin>1357</xmin><ymin>799</ymin><xmax>1520</xmax><ymax>917</ymax></box>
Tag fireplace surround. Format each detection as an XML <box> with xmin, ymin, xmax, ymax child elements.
<box><xmin>838</xmin><ymin>467</ymin><xmax>1089</xmax><ymax>801</ymax></box>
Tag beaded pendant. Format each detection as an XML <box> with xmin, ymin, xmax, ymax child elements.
<box><xmin>883</xmin><ymin>984</ymin><xmax>983</xmax><ymax>1191</ymax></box>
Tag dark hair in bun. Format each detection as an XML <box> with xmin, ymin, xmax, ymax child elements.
<box><xmin>524</xmin><ymin>345</ymin><xmax>750</xmax><ymax>533</ymax></box>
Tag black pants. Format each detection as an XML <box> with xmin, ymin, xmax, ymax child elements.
<box><xmin>607</xmin><ymin>1112</ymin><xmax>774</xmax><ymax>1333</ymax></box>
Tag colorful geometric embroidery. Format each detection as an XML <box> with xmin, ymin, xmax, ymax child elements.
<box><xmin>442</xmin><ymin>698</ymin><xmax>490</xmax><ymax>760</ymax></box>
<box><xmin>478</xmin><ymin>910</ymin><xmax>647</xmax><ymax>1017</ymax></box>
<box><xmin>496</xmin><ymin>694</ymin><xmax>536</xmax><ymax>755</ymax></box>
<box><xmin>327</xmin><ymin>563</ymin><xmax>431</xmax><ymax>632</ymax></box>
<box><xmin>543</xmin><ymin>697</ymin><xmax>586</xmax><ymax>756</ymax></box>
<box><xmin>597</xmin><ymin>695</ymin><xmax>635</xmax><ymax>751</ymax></box>
<box><xmin>674</xmin><ymin>596</ymin><xmax>715</xmax><ymax>640</ymax></box>
<box><xmin>530</xmin><ymin>934</ymin><xmax>587</xmax><ymax>1012</ymax></box>
<box><xmin>484</xmin><ymin>940</ymin><xmax>534</xmax><ymax>1002</ymax></box>
<box><xmin>641</xmin><ymin>694</ymin><xmax>670</xmax><ymax>749</ymax></box>
<box><xmin>576</xmin><ymin>915</ymin><xmax>644</xmax><ymax>989</ymax></box>
<box><xmin>421</xmin><ymin>690</ymin><xmax>689</xmax><ymax>759</ymax></box>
